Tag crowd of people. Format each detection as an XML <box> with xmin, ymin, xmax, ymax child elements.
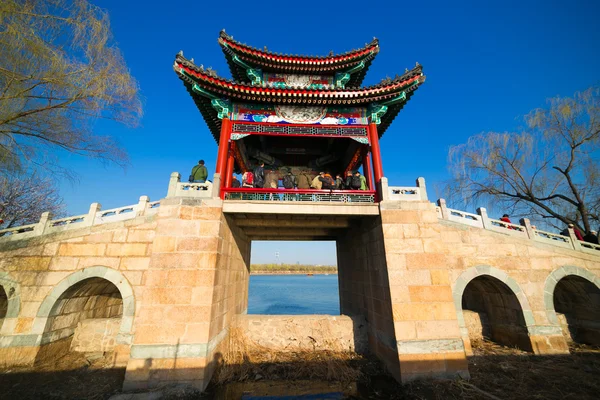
<box><xmin>235</xmin><ymin>163</ymin><xmax>370</xmax><ymax>191</ymax></box>
<box><xmin>188</xmin><ymin>159</ymin><xmax>369</xmax><ymax>191</ymax></box>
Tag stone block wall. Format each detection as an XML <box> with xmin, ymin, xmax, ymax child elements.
<box><xmin>379</xmin><ymin>201</ymin><xmax>469</xmax><ymax>382</ymax></box>
<box><xmin>462</xmin><ymin>310</ymin><xmax>489</xmax><ymax>342</ymax></box>
<box><xmin>234</xmin><ymin>314</ymin><xmax>367</xmax><ymax>352</ymax></box>
<box><xmin>122</xmin><ymin>198</ymin><xmax>250</xmax><ymax>391</ymax></box>
<box><xmin>71</xmin><ymin>318</ymin><xmax>121</xmax><ymax>352</ymax></box>
<box><xmin>337</xmin><ymin>215</ymin><xmax>400</xmax><ymax>379</ymax></box>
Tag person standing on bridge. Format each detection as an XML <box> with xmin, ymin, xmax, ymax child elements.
<box><xmin>311</xmin><ymin>172</ymin><xmax>323</xmax><ymax>190</ymax></box>
<box><xmin>283</xmin><ymin>169</ymin><xmax>296</xmax><ymax>189</ymax></box>
<box><xmin>189</xmin><ymin>160</ymin><xmax>208</xmax><ymax>183</ymax></box>
<box><xmin>583</xmin><ymin>230</ymin><xmax>599</xmax><ymax>244</ymax></box>
<box><xmin>297</xmin><ymin>170</ymin><xmax>311</xmax><ymax>189</ymax></box>
<box><xmin>253</xmin><ymin>162</ymin><xmax>265</xmax><ymax>188</ymax></box>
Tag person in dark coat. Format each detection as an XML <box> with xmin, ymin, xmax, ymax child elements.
<box><xmin>583</xmin><ymin>230</ymin><xmax>599</xmax><ymax>244</ymax></box>
<box><xmin>344</xmin><ymin>171</ymin><xmax>353</xmax><ymax>189</ymax></box>
<box><xmin>231</xmin><ymin>175</ymin><xmax>241</xmax><ymax>188</ymax></box>
<box><xmin>319</xmin><ymin>171</ymin><xmax>335</xmax><ymax>189</ymax></box>
<box><xmin>253</xmin><ymin>162</ymin><xmax>265</xmax><ymax>188</ymax></box>
<box><xmin>335</xmin><ymin>174</ymin><xmax>344</xmax><ymax>190</ymax></box>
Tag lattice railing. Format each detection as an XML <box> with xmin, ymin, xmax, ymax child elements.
<box><xmin>223</xmin><ymin>188</ymin><xmax>376</xmax><ymax>203</ymax></box>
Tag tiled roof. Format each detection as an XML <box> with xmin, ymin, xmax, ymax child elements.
<box><xmin>218</xmin><ymin>30</ymin><xmax>379</xmax><ymax>87</ymax></box>
<box><xmin>174</xmin><ymin>55</ymin><xmax>423</xmax><ymax>105</ymax></box>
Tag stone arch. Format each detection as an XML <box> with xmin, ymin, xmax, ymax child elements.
<box><xmin>544</xmin><ymin>266</ymin><xmax>600</xmax><ymax>345</ymax></box>
<box><xmin>0</xmin><ymin>271</ymin><xmax>21</xmax><ymax>334</ymax></box>
<box><xmin>453</xmin><ymin>266</ymin><xmax>535</xmax><ymax>352</ymax></box>
<box><xmin>33</xmin><ymin>266</ymin><xmax>134</xmax><ymax>342</ymax></box>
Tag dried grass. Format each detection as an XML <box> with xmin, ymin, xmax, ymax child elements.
<box><xmin>214</xmin><ymin>326</ymin><xmax>362</xmax><ymax>384</ymax></box>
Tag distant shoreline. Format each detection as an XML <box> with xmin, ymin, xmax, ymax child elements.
<box><xmin>250</xmin><ymin>271</ymin><xmax>338</xmax><ymax>275</ymax></box>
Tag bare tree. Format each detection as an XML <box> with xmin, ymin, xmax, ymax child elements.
<box><xmin>447</xmin><ymin>87</ymin><xmax>600</xmax><ymax>234</ymax></box>
<box><xmin>0</xmin><ymin>0</ymin><xmax>142</xmax><ymax>173</ymax></box>
<box><xmin>0</xmin><ymin>172</ymin><xmax>65</xmax><ymax>229</ymax></box>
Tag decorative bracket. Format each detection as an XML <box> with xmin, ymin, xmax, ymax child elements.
<box><xmin>211</xmin><ymin>99</ymin><xmax>232</xmax><ymax>119</ymax></box>
<box><xmin>232</xmin><ymin>55</ymin><xmax>263</xmax><ymax>85</ymax></box>
<box><xmin>368</xmin><ymin>104</ymin><xmax>388</xmax><ymax>125</ymax></box>
<box><xmin>335</xmin><ymin>61</ymin><xmax>365</xmax><ymax>89</ymax></box>
<box><xmin>335</xmin><ymin>72</ymin><xmax>351</xmax><ymax>88</ymax></box>
<box><xmin>191</xmin><ymin>84</ymin><xmax>231</xmax><ymax>119</ymax></box>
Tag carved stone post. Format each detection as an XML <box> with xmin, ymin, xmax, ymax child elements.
<box><xmin>477</xmin><ymin>207</ymin><xmax>491</xmax><ymax>229</ymax></box>
<box><xmin>437</xmin><ymin>199</ymin><xmax>449</xmax><ymax>219</ymax></box>
<box><xmin>85</xmin><ymin>203</ymin><xmax>101</xmax><ymax>227</ymax></box>
<box><xmin>379</xmin><ymin>177</ymin><xmax>389</xmax><ymax>201</ymax></box>
<box><xmin>567</xmin><ymin>224</ymin><xmax>582</xmax><ymax>251</ymax></box>
<box><xmin>34</xmin><ymin>212</ymin><xmax>52</xmax><ymax>236</ymax></box>
<box><xmin>416</xmin><ymin>177</ymin><xmax>428</xmax><ymax>201</ymax></box>
<box><xmin>137</xmin><ymin>196</ymin><xmax>150</xmax><ymax>216</ymax></box>
<box><xmin>167</xmin><ymin>172</ymin><xmax>181</xmax><ymax>198</ymax></box>
<box><xmin>520</xmin><ymin>218</ymin><xmax>534</xmax><ymax>239</ymax></box>
<box><xmin>212</xmin><ymin>173</ymin><xmax>222</xmax><ymax>199</ymax></box>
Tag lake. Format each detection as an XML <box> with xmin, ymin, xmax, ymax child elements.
<box><xmin>248</xmin><ymin>274</ymin><xmax>340</xmax><ymax>315</ymax></box>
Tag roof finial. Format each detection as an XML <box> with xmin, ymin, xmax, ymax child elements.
<box><xmin>416</xmin><ymin>61</ymin><xmax>420</xmax><ymax>67</ymax></box>
<box><xmin>264</xmin><ymin>45</ymin><xmax>268</xmax><ymax>51</ymax></box>
<box><xmin>329</xmin><ymin>50</ymin><xmax>334</xmax><ymax>56</ymax></box>
<box><xmin>190</xmin><ymin>58</ymin><xmax>194</xmax><ymax>63</ymax></box>
<box><xmin>405</xmin><ymin>68</ymin><xmax>409</xmax><ymax>73</ymax></box>
<box><xmin>177</xmin><ymin>50</ymin><xmax>183</xmax><ymax>57</ymax></box>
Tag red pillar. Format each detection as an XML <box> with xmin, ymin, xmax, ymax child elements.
<box><xmin>368</xmin><ymin>122</ymin><xmax>383</xmax><ymax>185</ymax></box>
<box><xmin>224</xmin><ymin>142</ymin><xmax>235</xmax><ymax>189</ymax></box>
<box><xmin>215</xmin><ymin>117</ymin><xmax>232</xmax><ymax>177</ymax></box>
<box><xmin>363</xmin><ymin>152</ymin><xmax>373</xmax><ymax>191</ymax></box>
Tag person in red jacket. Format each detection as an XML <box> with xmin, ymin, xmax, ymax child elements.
<box><xmin>499</xmin><ymin>214</ymin><xmax>512</xmax><ymax>229</ymax></box>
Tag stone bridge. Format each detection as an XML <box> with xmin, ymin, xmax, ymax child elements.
<box><xmin>0</xmin><ymin>173</ymin><xmax>599</xmax><ymax>391</ymax></box>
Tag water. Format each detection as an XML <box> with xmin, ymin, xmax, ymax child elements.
<box><xmin>248</xmin><ymin>274</ymin><xmax>340</xmax><ymax>315</ymax></box>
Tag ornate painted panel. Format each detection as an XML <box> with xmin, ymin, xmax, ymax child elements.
<box><xmin>232</xmin><ymin>103</ymin><xmax>368</xmax><ymax>126</ymax></box>
<box><xmin>263</xmin><ymin>73</ymin><xmax>334</xmax><ymax>89</ymax></box>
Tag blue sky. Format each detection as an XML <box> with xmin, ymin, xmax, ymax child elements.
<box><xmin>56</xmin><ymin>0</ymin><xmax>600</xmax><ymax>264</ymax></box>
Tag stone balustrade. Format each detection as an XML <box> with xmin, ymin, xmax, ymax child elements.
<box><xmin>382</xmin><ymin>177</ymin><xmax>428</xmax><ymax>201</ymax></box>
<box><xmin>166</xmin><ymin>172</ymin><xmax>215</xmax><ymax>198</ymax></box>
<box><xmin>0</xmin><ymin>196</ymin><xmax>160</xmax><ymax>242</ymax></box>
<box><xmin>437</xmin><ymin>198</ymin><xmax>600</xmax><ymax>255</ymax></box>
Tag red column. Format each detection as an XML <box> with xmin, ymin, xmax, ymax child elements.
<box><xmin>215</xmin><ymin>117</ymin><xmax>232</xmax><ymax>177</ymax></box>
<box><xmin>363</xmin><ymin>152</ymin><xmax>373</xmax><ymax>191</ymax></box>
<box><xmin>368</xmin><ymin>122</ymin><xmax>383</xmax><ymax>185</ymax></box>
<box><xmin>224</xmin><ymin>142</ymin><xmax>235</xmax><ymax>189</ymax></box>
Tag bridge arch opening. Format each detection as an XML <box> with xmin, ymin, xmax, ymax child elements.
<box><xmin>553</xmin><ymin>275</ymin><xmax>600</xmax><ymax>346</ymax></box>
<box><xmin>461</xmin><ymin>275</ymin><xmax>532</xmax><ymax>352</ymax></box>
<box><xmin>0</xmin><ymin>285</ymin><xmax>7</xmax><ymax>331</ymax></box>
<box><xmin>35</xmin><ymin>277</ymin><xmax>124</xmax><ymax>368</ymax></box>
